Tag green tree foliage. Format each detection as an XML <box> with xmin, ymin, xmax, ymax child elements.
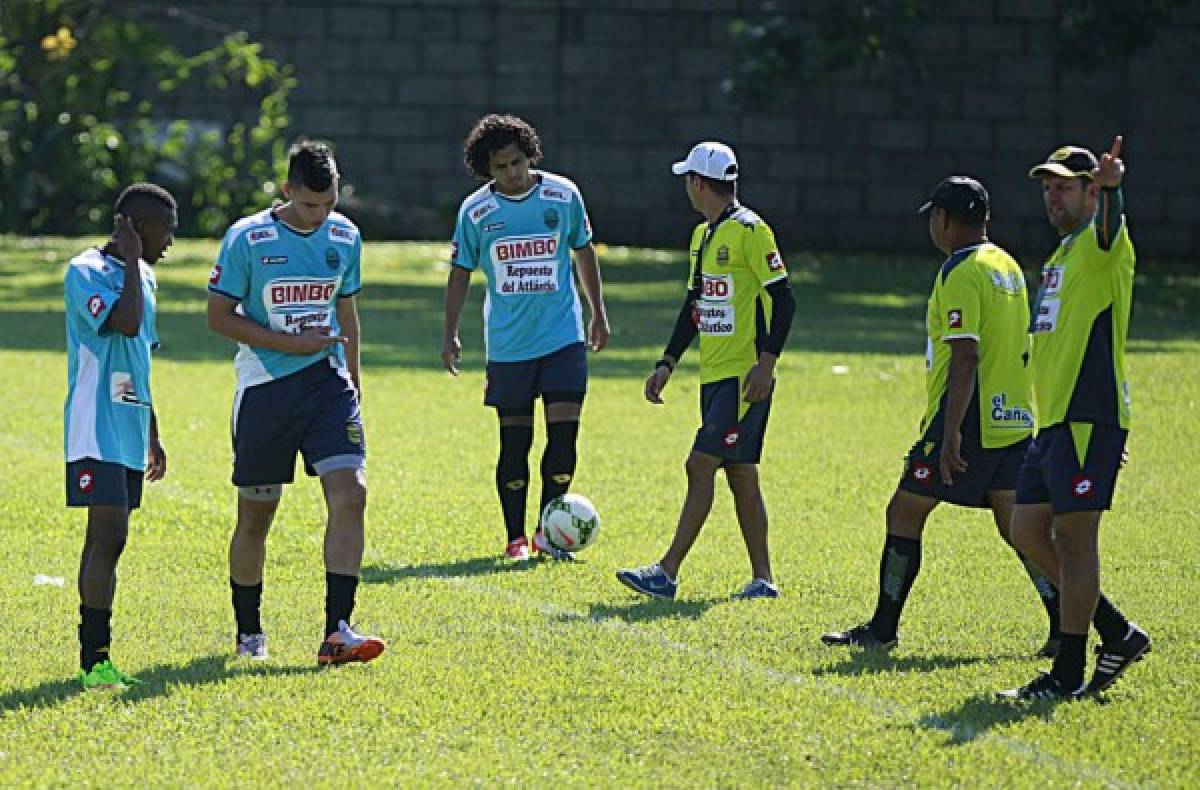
<box><xmin>0</xmin><ymin>0</ymin><xmax>295</xmax><ymax>236</ymax></box>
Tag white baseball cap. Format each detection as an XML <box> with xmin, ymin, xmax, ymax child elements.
<box><xmin>671</xmin><ymin>141</ymin><xmax>739</xmax><ymax>181</ymax></box>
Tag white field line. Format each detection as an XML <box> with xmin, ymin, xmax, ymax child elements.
<box><xmin>418</xmin><ymin>570</ymin><xmax>1132</xmax><ymax>789</ymax></box>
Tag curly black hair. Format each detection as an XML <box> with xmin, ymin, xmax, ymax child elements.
<box><xmin>114</xmin><ymin>182</ymin><xmax>176</xmax><ymax>217</ymax></box>
<box><xmin>463</xmin><ymin>114</ymin><xmax>543</xmax><ymax>180</ymax></box>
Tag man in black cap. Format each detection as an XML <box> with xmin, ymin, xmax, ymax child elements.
<box><xmin>998</xmin><ymin>136</ymin><xmax>1150</xmax><ymax>701</ymax></box>
<box><xmin>822</xmin><ymin>176</ymin><xmax>1059</xmax><ymax>653</ymax></box>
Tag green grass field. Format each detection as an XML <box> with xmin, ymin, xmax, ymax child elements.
<box><xmin>1</xmin><ymin>236</ymin><xmax>1198</xmax><ymax>787</ymax></box>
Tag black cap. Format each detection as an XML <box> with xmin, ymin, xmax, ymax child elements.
<box><xmin>917</xmin><ymin>176</ymin><xmax>989</xmax><ymax>223</ymax></box>
<box><xmin>1028</xmin><ymin>145</ymin><xmax>1098</xmax><ymax>180</ymax></box>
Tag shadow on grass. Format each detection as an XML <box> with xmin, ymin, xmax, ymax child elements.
<box><xmin>811</xmin><ymin>650</ymin><xmax>992</xmax><ymax>677</ymax></box>
<box><xmin>360</xmin><ymin>556</ymin><xmax>537</xmax><ymax>583</ymax></box>
<box><xmin>577</xmin><ymin>596</ymin><xmax>726</xmax><ymax>624</ymax></box>
<box><xmin>917</xmin><ymin>691</ymin><xmax>1068</xmax><ymax>744</ymax></box>
<box><xmin>0</xmin><ymin>653</ymin><xmax>320</xmax><ymax>714</ymax></box>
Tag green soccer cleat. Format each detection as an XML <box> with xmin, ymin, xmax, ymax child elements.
<box><xmin>79</xmin><ymin>659</ymin><xmax>142</xmax><ymax>692</ymax></box>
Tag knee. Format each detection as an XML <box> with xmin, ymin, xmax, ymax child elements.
<box><xmin>330</xmin><ymin>480</ymin><xmax>367</xmax><ymax>517</ymax></box>
<box><xmin>885</xmin><ymin>494</ymin><xmax>926</xmax><ymax>538</ymax></box>
<box><xmin>723</xmin><ymin>464</ymin><xmax>757</xmax><ymax>490</ymax></box>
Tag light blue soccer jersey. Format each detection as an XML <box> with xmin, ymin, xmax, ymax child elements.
<box><xmin>450</xmin><ymin>171</ymin><xmax>593</xmax><ymax>362</ymax></box>
<box><xmin>63</xmin><ymin>248</ymin><xmax>158</xmax><ymax>471</ymax></box>
<box><xmin>209</xmin><ymin>208</ymin><xmax>362</xmax><ymax>389</ymax></box>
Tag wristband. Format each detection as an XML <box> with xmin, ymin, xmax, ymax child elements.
<box><xmin>655</xmin><ymin>358</ymin><xmax>674</xmax><ymax>373</ymax></box>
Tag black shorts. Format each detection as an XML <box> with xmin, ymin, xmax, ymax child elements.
<box><xmin>231</xmin><ymin>360</ymin><xmax>366</xmax><ymax>487</ymax></box>
<box><xmin>897</xmin><ymin>434</ymin><xmax>1029</xmax><ymax>508</ymax></box>
<box><xmin>66</xmin><ymin>459</ymin><xmax>143</xmax><ymax>510</ymax></box>
<box><xmin>1015</xmin><ymin>422</ymin><xmax>1128</xmax><ymax>513</ymax></box>
<box><xmin>484</xmin><ymin>342</ymin><xmax>587</xmax><ymax>410</ymax></box>
<box><xmin>692</xmin><ymin>376</ymin><xmax>772</xmax><ymax>464</ymax></box>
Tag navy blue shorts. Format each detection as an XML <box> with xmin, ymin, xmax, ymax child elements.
<box><xmin>1016</xmin><ymin>422</ymin><xmax>1127</xmax><ymax>513</ymax></box>
<box><xmin>692</xmin><ymin>376</ymin><xmax>772</xmax><ymax>464</ymax></box>
<box><xmin>897</xmin><ymin>435</ymin><xmax>1030</xmax><ymax>508</ymax></box>
<box><xmin>231</xmin><ymin>360</ymin><xmax>365</xmax><ymax>487</ymax></box>
<box><xmin>66</xmin><ymin>459</ymin><xmax>143</xmax><ymax>510</ymax></box>
<box><xmin>484</xmin><ymin>342</ymin><xmax>587</xmax><ymax>410</ymax></box>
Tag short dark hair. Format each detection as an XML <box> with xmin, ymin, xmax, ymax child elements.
<box><xmin>463</xmin><ymin>114</ymin><xmax>543</xmax><ymax>180</ymax></box>
<box><xmin>287</xmin><ymin>140</ymin><xmax>339</xmax><ymax>191</ymax></box>
<box><xmin>693</xmin><ymin>173</ymin><xmax>736</xmax><ymax>198</ymax></box>
<box><xmin>114</xmin><ymin>182</ymin><xmax>176</xmax><ymax>218</ymax></box>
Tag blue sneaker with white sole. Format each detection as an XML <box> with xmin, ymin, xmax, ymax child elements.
<box><xmin>732</xmin><ymin>578</ymin><xmax>779</xmax><ymax>600</ymax></box>
<box><xmin>615</xmin><ymin>563</ymin><xmax>677</xmax><ymax>599</ymax></box>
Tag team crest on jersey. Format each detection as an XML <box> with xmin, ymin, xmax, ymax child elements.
<box><xmin>470</xmin><ymin>198</ymin><xmax>500</xmax><ymax>224</ymax></box>
<box><xmin>948</xmin><ymin>309</ymin><xmax>963</xmax><ymax>329</ymax></box>
<box><xmin>325</xmin><ymin>248</ymin><xmax>340</xmax><ymax>270</ymax></box>
<box><xmin>246</xmin><ymin>227</ymin><xmax>278</xmax><ymax>245</ymax></box>
<box><xmin>539</xmin><ymin>185</ymin><xmax>569</xmax><ymax>203</ymax></box>
<box><xmin>329</xmin><ymin>225</ymin><xmax>355</xmax><ymax>244</ymax></box>
<box><xmin>543</xmin><ymin>209</ymin><xmax>559</xmax><ymax>230</ymax></box>
<box><xmin>87</xmin><ymin>294</ymin><xmax>106</xmax><ymax>318</ymax></box>
<box><xmin>766</xmin><ymin>251</ymin><xmax>784</xmax><ymax>271</ymax></box>
<box><xmin>716</xmin><ymin>245</ymin><xmax>729</xmax><ymax>264</ymax></box>
<box><xmin>208</xmin><ymin>265</ymin><xmax>222</xmax><ymax>286</ymax></box>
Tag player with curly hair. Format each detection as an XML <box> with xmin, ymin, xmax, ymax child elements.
<box><xmin>442</xmin><ymin>114</ymin><xmax>609</xmax><ymax>562</ymax></box>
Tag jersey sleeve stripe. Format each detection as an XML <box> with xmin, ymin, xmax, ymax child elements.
<box><xmin>941</xmin><ymin>332</ymin><xmax>980</xmax><ymax>342</ymax></box>
<box><xmin>207</xmin><ymin>286</ymin><xmax>242</xmax><ymax>301</ymax></box>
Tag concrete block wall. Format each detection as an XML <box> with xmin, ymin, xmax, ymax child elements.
<box><xmin>151</xmin><ymin>1</ymin><xmax>1200</xmax><ymax>260</ymax></box>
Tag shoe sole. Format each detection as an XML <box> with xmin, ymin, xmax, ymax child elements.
<box><xmin>616</xmin><ymin>574</ymin><xmax>674</xmax><ymax>600</ymax></box>
<box><xmin>318</xmin><ymin>639</ymin><xmax>385</xmax><ymax>667</ymax></box>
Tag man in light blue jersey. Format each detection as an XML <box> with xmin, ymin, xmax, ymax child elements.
<box><xmin>65</xmin><ymin>183</ymin><xmax>176</xmax><ymax>690</ymax></box>
<box><xmin>442</xmin><ymin>114</ymin><xmax>610</xmax><ymax>561</ymax></box>
<box><xmin>208</xmin><ymin>140</ymin><xmax>383</xmax><ymax>666</ymax></box>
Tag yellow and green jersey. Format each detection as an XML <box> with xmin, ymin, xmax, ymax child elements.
<box><xmin>1029</xmin><ymin>188</ymin><xmax>1134</xmax><ymax>430</ymax></box>
<box><xmin>688</xmin><ymin>203</ymin><xmax>788</xmax><ymax>384</ymax></box>
<box><xmin>922</xmin><ymin>242</ymin><xmax>1033</xmax><ymax>448</ymax></box>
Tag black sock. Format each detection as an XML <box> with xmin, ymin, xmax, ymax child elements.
<box><xmin>79</xmin><ymin>605</ymin><xmax>112</xmax><ymax>672</ymax></box>
<box><xmin>1017</xmin><ymin>555</ymin><xmax>1060</xmax><ymax>638</ymax></box>
<box><xmin>1093</xmin><ymin>594</ymin><xmax>1130</xmax><ymax>644</ymax></box>
<box><xmin>496</xmin><ymin>424</ymin><xmax>533</xmax><ymax>542</ymax></box>
<box><xmin>868</xmin><ymin>534</ymin><xmax>922</xmax><ymax>642</ymax></box>
<box><xmin>325</xmin><ymin>572</ymin><xmax>358</xmax><ymax>639</ymax></box>
<box><xmin>1052</xmin><ymin>632</ymin><xmax>1087</xmax><ymax>691</ymax></box>
<box><xmin>230</xmin><ymin>578</ymin><xmax>263</xmax><ymax>636</ymax></box>
<box><xmin>540</xmin><ymin>420</ymin><xmax>580</xmax><ymax>511</ymax></box>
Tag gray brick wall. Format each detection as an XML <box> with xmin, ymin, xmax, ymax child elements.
<box><xmin>151</xmin><ymin>1</ymin><xmax>1200</xmax><ymax>259</ymax></box>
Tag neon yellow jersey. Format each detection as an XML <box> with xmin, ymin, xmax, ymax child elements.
<box><xmin>922</xmin><ymin>242</ymin><xmax>1033</xmax><ymax>449</ymax></box>
<box><xmin>1029</xmin><ymin>188</ymin><xmax>1135</xmax><ymax>430</ymax></box>
<box><xmin>688</xmin><ymin>203</ymin><xmax>788</xmax><ymax>384</ymax></box>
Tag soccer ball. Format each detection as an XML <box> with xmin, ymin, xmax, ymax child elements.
<box><xmin>540</xmin><ymin>494</ymin><xmax>600</xmax><ymax>552</ymax></box>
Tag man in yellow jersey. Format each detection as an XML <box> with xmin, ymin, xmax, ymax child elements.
<box><xmin>821</xmin><ymin>177</ymin><xmax>1060</xmax><ymax>654</ymax></box>
<box><xmin>616</xmin><ymin>141</ymin><xmax>796</xmax><ymax>600</ymax></box>
<box><xmin>999</xmin><ymin>137</ymin><xmax>1150</xmax><ymax>701</ymax></box>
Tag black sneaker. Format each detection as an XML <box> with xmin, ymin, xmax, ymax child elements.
<box><xmin>996</xmin><ymin>671</ymin><xmax>1082</xmax><ymax>701</ymax></box>
<box><xmin>1036</xmin><ymin>635</ymin><xmax>1061</xmax><ymax>659</ymax></box>
<box><xmin>820</xmin><ymin>623</ymin><xmax>897</xmax><ymax>650</ymax></box>
<box><xmin>1085</xmin><ymin>623</ymin><xmax>1151</xmax><ymax>694</ymax></box>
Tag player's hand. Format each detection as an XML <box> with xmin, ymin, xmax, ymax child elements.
<box><xmin>742</xmin><ymin>357</ymin><xmax>776</xmax><ymax>403</ymax></box>
<box><xmin>441</xmin><ymin>334</ymin><xmax>463</xmax><ymax>375</ymax></box>
<box><xmin>147</xmin><ymin>439</ymin><xmax>167</xmax><ymax>482</ymax></box>
<box><xmin>939</xmin><ymin>431</ymin><xmax>967</xmax><ymax>485</ymax></box>
<box><xmin>588</xmin><ymin>314</ymin><xmax>610</xmax><ymax>352</ymax></box>
<box><xmin>290</xmin><ymin>326</ymin><xmax>346</xmax><ymax>356</ymax></box>
<box><xmin>114</xmin><ymin>213</ymin><xmax>143</xmax><ymax>264</ymax></box>
<box><xmin>644</xmin><ymin>366</ymin><xmax>670</xmax><ymax>404</ymax></box>
<box><xmin>1094</xmin><ymin>135</ymin><xmax>1125</xmax><ymax>188</ymax></box>
<box><xmin>1120</xmin><ymin>442</ymin><xmax>1130</xmax><ymax>468</ymax></box>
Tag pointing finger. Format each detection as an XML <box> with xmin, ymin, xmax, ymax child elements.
<box><xmin>1110</xmin><ymin>135</ymin><xmax>1123</xmax><ymax>158</ymax></box>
